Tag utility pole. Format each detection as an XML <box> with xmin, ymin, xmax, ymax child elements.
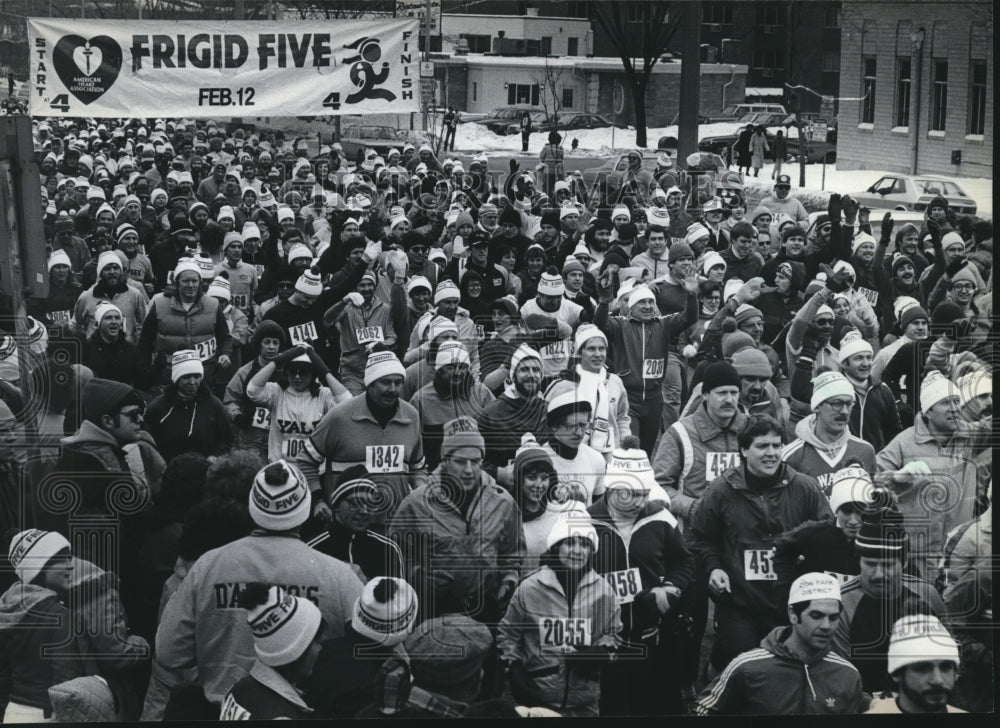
<box><xmin>678</xmin><ymin>2</ymin><xmax>701</xmax><ymax>166</ymax></box>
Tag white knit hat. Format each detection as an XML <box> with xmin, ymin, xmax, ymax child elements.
<box><xmin>828</xmin><ymin>466</ymin><xmax>876</xmax><ymax>513</ymax></box>
<box><xmin>223</xmin><ymin>231</ymin><xmax>243</xmax><ymax>249</ymax></box>
<box><xmin>606</xmin><ymin>448</ymin><xmax>657</xmax><ymax>494</ymax></box>
<box><xmin>295</xmin><ymin>268</ymin><xmax>323</xmax><ymax>296</ymax></box>
<box><xmin>405</xmin><ymin>276</ymin><xmax>432</xmax><ymax>295</ymax></box>
<box><xmin>206</xmin><ymin>276</ymin><xmax>231</xmax><ymax>302</ymax></box>
<box><xmin>245</xmin><ymin>584</ymin><xmax>322</xmax><ymax>666</ymax></box>
<box><xmin>434</xmin><ymin>280</ymin><xmax>460</xmax><ymax>304</ymax></box>
<box><xmin>920</xmin><ymin>370</ymin><xmax>959</xmax><ymax>412</ymax></box>
<box><xmin>351</xmin><ymin>577</ymin><xmax>419</xmax><ymax>647</ymax></box>
<box><xmin>8</xmin><ymin>529</ymin><xmax>70</xmax><ymax>585</ymax></box>
<box><xmin>723</xmin><ymin>278</ymin><xmax>744</xmax><ymax>303</ymax></box>
<box><xmin>816</xmin><ymin>304</ymin><xmax>835</xmax><ymax>319</ymax></box>
<box><xmin>851</xmin><ymin>231</ymin><xmax>877</xmax><ymax>254</ymax></box>
<box><xmin>810</xmin><ymin>371</ymin><xmax>854</xmax><ymax>410</ymax></box>
<box><xmin>685</xmin><ymin>223</ymin><xmax>710</xmax><ymax>246</ymax></box>
<box><xmin>249</xmin><ymin>460</ymin><xmax>312</xmax><ymax>531</ymax></box>
<box><xmin>434</xmin><ymin>340</ymin><xmax>470</xmax><ymax>370</ymax></box>
<box><xmin>173</xmin><ymin>259</ymin><xmax>201</xmax><ymax>283</ymax></box>
<box><xmin>545</xmin><ymin>512</ymin><xmax>599</xmax><ymax>552</ymax></box>
<box><xmin>886</xmin><ymin>615</ymin><xmax>960</xmax><ymax>674</ymax></box>
<box><xmin>627</xmin><ymin>284</ymin><xmax>655</xmax><ymax>309</ymax></box>
<box><xmin>647</xmin><ymin>207</ymin><xmax>670</xmax><ymax>226</ymax></box>
<box><xmin>510</xmin><ymin>343</ymin><xmax>542</xmax><ymax>376</ymax></box>
<box><xmin>838</xmin><ymin>330</ymin><xmax>873</xmax><ymax>363</ymax></box>
<box><xmin>573</xmin><ymin>323</ymin><xmax>607</xmax><ymax>354</ymax></box>
<box><xmin>701</xmin><ymin>251</ymin><xmax>727</xmax><ymax>277</ymax></box>
<box><xmin>956</xmin><ymin>371</ymin><xmax>992</xmax><ymax>405</ymax></box>
<box><xmin>611</xmin><ymin>205</ymin><xmax>630</xmax><ymax>222</ymax></box>
<box><xmin>287</xmin><ymin>243</ymin><xmax>313</xmax><ymax>263</ymax></box>
<box><xmin>48</xmin><ymin>249</ymin><xmax>72</xmax><ymax>271</ymax></box>
<box><xmin>364</xmin><ymin>351</ymin><xmax>405</xmax><ymax>387</ymax></box>
<box><xmin>96</xmin><ymin>250</ymin><xmax>121</xmax><ymax>276</ymax></box>
<box><xmin>170</xmin><ymin>349</ymin><xmax>204</xmax><ymax>382</ymax></box>
<box><xmin>93</xmin><ymin>301</ymin><xmax>122</xmax><ymax>326</ymax></box>
<box><xmin>217</xmin><ymin>205</ymin><xmax>235</xmax><ymax>222</ymax></box>
<box><xmin>194</xmin><ymin>254</ymin><xmax>216</xmax><ymax>280</ymax></box>
<box><xmin>831</xmin><ymin>260</ymin><xmax>855</xmax><ymax>280</ymax></box>
<box><xmin>242</xmin><ymin>222</ymin><xmax>262</xmax><ymax>240</ymax></box>
<box><xmin>537</xmin><ymin>270</ymin><xmax>564</xmax><ymax>296</ymax></box>
<box><xmin>787</xmin><ymin>572</ymin><xmax>841</xmax><ymax>605</ymax></box>
<box><xmin>277</xmin><ymin>205</ymin><xmax>295</xmax><ymax>223</ymax></box>
<box><xmin>940</xmin><ymin>231</ymin><xmax>965</xmax><ymax>251</ymax></box>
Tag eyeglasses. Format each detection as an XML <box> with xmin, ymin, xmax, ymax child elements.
<box><xmin>408</xmin><ymin>246</ymin><xmax>428</xmax><ymax>254</ymax></box>
<box><xmin>558</xmin><ymin>422</ymin><xmax>590</xmax><ymax>433</ymax></box>
<box><xmin>951</xmin><ymin>283</ymin><xmax>975</xmax><ymax>291</ymax></box>
<box><xmin>118</xmin><ymin>407</ymin><xmax>145</xmax><ymax>422</ymax></box>
<box><xmin>822</xmin><ymin>399</ymin><xmax>855</xmax><ymax>411</ymax></box>
<box><xmin>449</xmin><ymin>456</ymin><xmax>483</xmax><ymax>469</ymax></box>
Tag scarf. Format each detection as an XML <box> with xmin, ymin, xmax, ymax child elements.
<box><xmin>576</xmin><ymin>364</ymin><xmax>613</xmax><ymax>453</ymax></box>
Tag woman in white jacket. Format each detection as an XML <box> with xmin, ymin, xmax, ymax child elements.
<box><xmin>246</xmin><ymin>344</ymin><xmax>351</xmax><ymax>463</ymax></box>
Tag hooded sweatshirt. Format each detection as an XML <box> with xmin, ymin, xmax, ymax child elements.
<box><xmin>781</xmin><ymin>415</ymin><xmax>876</xmax><ymax>497</ymax></box>
<box><xmin>695</xmin><ymin>626</ymin><xmax>864</xmax><ymax>715</ymax></box>
<box><xmin>144</xmin><ymin>382</ymin><xmax>233</xmax><ymax>462</ymax></box>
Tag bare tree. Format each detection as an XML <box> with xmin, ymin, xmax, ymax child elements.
<box><xmin>533</xmin><ymin>57</ymin><xmax>570</xmax><ymax>127</ymax></box>
<box><xmin>590</xmin><ymin>0</ymin><xmax>684</xmax><ymax>147</ymax></box>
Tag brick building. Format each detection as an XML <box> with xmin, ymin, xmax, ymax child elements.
<box><xmin>836</xmin><ymin>1</ymin><xmax>992</xmax><ymax>177</ymax></box>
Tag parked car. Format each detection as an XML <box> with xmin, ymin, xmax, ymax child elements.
<box><xmin>581</xmin><ymin>151</ymin><xmax>665</xmax><ymax>199</ymax></box>
<box><xmin>338</xmin><ymin>125</ymin><xmax>411</xmax><ymax>158</ymax></box>
<box><xmin>704</xmin><ymin>103</ymin><xmax>789</xmax><ymax>123</ymax></box>
<box><xmin>852</xmin><ymin>175</ymin><xmax>977</xmax><ymax>216</ymax></box>
<box><xmin>474</xmin><ymin>107</ymin><xmax>544</xmax><ymax>135</ymax></box>
<box><xmin>699</xmin><ymin>112</ymin><xmax>837</xmax><ymax>165</ymax></box>
<box><xmin>669</xmin><ymin>112</ymin><xmax>712</xmax><ymax>125</ymax></box>
<box><xmin>537</xmin><ymin>112</ymin><xmax>621</xmax><ymax>132</ymax></box>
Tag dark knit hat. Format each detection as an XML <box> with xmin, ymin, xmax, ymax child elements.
<box><xmin>514</xmin><ymin>433</ymin><xmax>555</xmax><ymax>481</ymax></box>
<box><xmin>617</xmin><ymin>222</ymin><xmax>638</xmax><ymax>241</ymax></box>
<box><xmin>702</xmin><ymin>362</ymin><xmax>741</xmax><ymax>393</ymax></box>
<box><xmin>590</xmin><ymin>216</ymin><xmax>613</xmax><ymax>232</ymax></box>
<box><xmin>401</xmin><ymin>230</ymin><xmax>428</xmax><ymax>250</ymax></box>
<box><xmin>931</xmin><ymin>301</ymin><xmax>963</xmax><ymax>327</ymax></box>
<box><xmin>781</xmin><ymin>225</ymin><xmax>807</xmax><ymax>242</ymax></box>
<box><xmin>899</xmin><ymin>305</ymin><xmax>928</xmax><ymax>331</ymax></box>
<box><xmin>252</xmin><ymin>320</ymin><xmax>287</xmax><ymax>352</ymax></box>
<box><xmin>669</xmin><ymin>241</ymin><xmax>694</xmax><ymax>263</ymax></box>
<box><xmin>540</xmin><ymin>209</ymin><xmax>560</xmax><ymax>229</ymax></box>
<box><xmin>328</xmin><ymin>464</ymin><xmax>377</xmax><ymax>510</ymax></box>
<box><xmin>82</xmin><ymin>378</ymin><xmax>144</xmax><ymax>422</ymax></box>
<box><xmin>927</xmin><ymin>195</ymin><xmax>949</xmax><ymax>211</ymax></box>
<box><xmin>855</xmin><ymin>507</ymin><xmax>908</xmax><ymax>558</ymax></box>
<box><xmin>891</xmin><ymin>254</ymin><xmax>915</xmax><ymax>275</ymax></box>
<box><xmin>499</xmin><ymin>207</ymin><xmax>521</xmax><ymax>227</ymax></box>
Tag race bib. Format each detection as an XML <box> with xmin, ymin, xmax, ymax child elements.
<box><xmin>289</xmin><ymin>320</ymin><xmax>318</xmax><ymax>345</ymax></box>
<box><xmin>355</xmin><ymin>325</ymin><xmax>383</xmax><ymax>345</ymax></box>
<box><xmin>251</xmin><ymin>406</ymin><xmax>271</xmax><ymax>430</ymax></box>
<box><xmin>231</xmin><ymin>293</ymin><xmax>249</xmax><ymax>310</ymax></box>
<box><xmin>605</xmin><ymin>568</ymin><xmax>642</xmax><ymax>605</ymax></box>
<box><xmin>538</xmin><ymin>617</ymin><xmax>591</xmax><ymax>649</ymax></box>
<box><xmin>643</xmin><ymin>358</ymin><xmax>664</xmax><ymax>379</ymax></box>
<box><xmin>856</xmin><ymin>287</ymin><xmax>879</xmax><ymax>307</ymax></box>
<box><xmin>195</xmin><ymin>336</ymin><xmax>217</xmax><ymax>361</ymax></box>
<box><xmin>541</xmin><ymin>341</ymin><xmax>567</xmax><ymax>360</ymax></box>
<box><xmin>366</xmin><ymin>444</ymin><xmax>404</xmax><ymax>473</ymax></box>
<box><xmin>282</xmin><ymin>437</ymin><xmax>307</xmax><ymax>458</ymax></box>
<box><xmin>671</xmin><ymin>237</ymin><xmax>686</xmax><ymax>247</ymax></box>
<box><xmin>706</xmin><ymin>452</ymin><xmax>740</xmax><ymax>481</ymax></box>
<box><xmin>474</xmin><ymin>324</ymin><xmax>486</xmax><ymax>339</ymax></box>
<box><xmin>744</xmin><ymin>548</ymin><xmax>777</xmax><ymax>581</ymax></box>
<box><xmin>50</xmin><ymin>309</ymin><xmax>71</xmax><ymax>325</ymax></box>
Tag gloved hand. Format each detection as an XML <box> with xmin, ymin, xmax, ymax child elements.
<box><xmin>273</xmin><ymin>345</ymin><xmax>306</xmax><ymax>367</ymax></box>
<box><xmin>945</xmin><ymin>256</ymin><xmax>968</xmax><ymax>278</ymax></box>
<box><xmin>942</xmin><ymin>318</ymin><xmax>973</xmax><ymax>341</ymax></box>
<box><xmin>821</xmin><ymin>265</ymin><xmax>852</xmax><ymax>293</ymax></box>
<box><xmin>926</xmin><ymin>219</ymin><xmax>942</xmax><ymax>247</ymax></box>
<box><xmin>507</xmin><ymin>662</ymin><xmax>546</xmax><ymax>707</ymax></box>
<box><xmin>841</xmin><ymin>195</ymin><xmax>859</xmax><ymax>224</ymax></box>
<box><xmin>509</xmin><ymin>159</ymin><xmax>520</xmax><ymax>175</ymax></box>
<box><xmin>362</xmin><ymin>239</ymin><xmax>383</xmax><ymax>264</ymax></box>
<box><xmin>734</xmin><ymin>277</ymin><xmax>764</xmax><ymax>304</ymax></box>
<box><xmin>385</xmin><ymin>249</ymin><xmax>409</xmax><ymax>280</ymax></box>
<box><xmin>344</xmin><ymin>291</ymin><xmax>365</xmax><ymax>307</ymax></box>
<box><xmin>306</xmin><ymin>348</ymin><xmax>331</xmax><ymax>376</ymax></box>
<box><xmin>880</xmin><ymin>212</ymin><xmax>894</xmax><ymax>245</ymax></box>
<box><xmin>827</xmin><ymin>193</ymin><xmax>842</xmax><ymax>223</ymax></box>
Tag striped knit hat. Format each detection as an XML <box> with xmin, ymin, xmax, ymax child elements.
<box><xmin>249</xmin><ymin>460</ymin><xmax>311</xmax><ymax>531</ymax></box>
<box><xmin>242</xmin><ymin>584</ymin><xmax>322</xmax><ymax>667</ymax></box>
<box><xmin>351</xmin><ymin>577</ymin><xmax>419</xmax><ymax>647</ymax></box>
<box><xmin>855</xmin><ymin>507</ymin><xmax>908</xmax><ymax>557</ymax></box>
<box><xmin>8</xmin><ymin>529</ymin><xmax>70</xmax><ymax>585</ymax></box>
<box><xmin>887</xmin><ymin>615</ymin><xmax>959</xmax><ymax>674</ymax></box>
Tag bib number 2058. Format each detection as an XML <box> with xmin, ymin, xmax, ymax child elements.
<box><xmin>606</xmin><ymin>567</ymin><xmax>641</xmax><ymax>604</ymax></box>
<box><xmin>538</xmin><ymin>617</ymin><xmax>591</xmax><ymax>649</ymax></box>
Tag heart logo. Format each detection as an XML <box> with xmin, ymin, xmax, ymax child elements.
<box><xmin>53</xmin><ymin>35</ymin><xmax>122</xmax><ymax>105</ymax></box>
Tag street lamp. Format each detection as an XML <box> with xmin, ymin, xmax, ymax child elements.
<box><xmin>910</xmin><ymin>27</ymin><xmax>925</xmax><ymax>174</ymax></box>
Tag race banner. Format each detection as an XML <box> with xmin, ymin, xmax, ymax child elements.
<box><xmin>26</xmin><ymin>17</ymin><xmax>420</xmax><ymax>118</ymax></box>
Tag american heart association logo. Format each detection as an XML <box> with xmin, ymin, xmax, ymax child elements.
<box><xmin>53</xmin><ymin>35</ymin><xmax>122</xmax><ymax>105</ymax></box>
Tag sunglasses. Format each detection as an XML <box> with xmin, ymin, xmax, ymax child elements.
<box><xmin>118</xmin><ymin>407</ymin><xmax>145</xmax><ymax>422</ymax></box>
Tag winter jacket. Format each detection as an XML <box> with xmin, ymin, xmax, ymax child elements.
<box><xmin>306</xmin><ymin>523</ymin><xmax>404</xmax><ymax>582</ymax></box>
<box><xmin>220</xmin><ymin>661</ymin><xmax>313</xmax><ymax>720</ymax></box>
<box><xmin>48</xmin><ymin>675</ymin><xmax>120</xmax><ymax>722</ymax></box>
<box><xmin>589</xmin><ymin>498</ymin><xmax>694</xmax><ymax>641</ymax></box>
<box><xmin>155</xmin><ymin>532</ymin><xmax>363</xmax><ymax>705</ymax></box>
<box><xmin>138</xmin><ymin>290</ymin><xmax>232</xmax><ymax>365</ymax></box>
<box><xmin>772</xmin><ymin>518</ymin><xmax>860</xmax><ymax>586</ymax></box>
<box><xmin>0</xmin><ymin>584</ymin><xmax>84</xmax><ymax>713</ymax></box>
<box><xmin>756</xmin><ymin>287</ymin><xmax>805</xmax><ymax>345</ymax></box>
<box><xmin>594</xmin><ymin>292</ymin><xmax>698</xmax><ymax>404</ymax></box>
<box><xmin>652</xmin><ymin>403</ymin><xmax>749</xmax><ymax>524</ymax></box>
<box><xmin>846</xmin><ymin>378</ymin><xmax>902</xmax><ymax>453</ymax></box>
<box><xmin>477</xmin><ymin>391</ymin><xmax>549</xmax><ymax>475</ymax></box>
<box><xmin>388</xmin><ymin>472</ymin><xmax>524</xmax><ymax>622</ymax></box>
<box><xmin>409</xmin><ymin>381</ymin><xmax>496</xmax><ymax>469</ymax></box>
<box><xmin>83</xmin><ymin>330</ymin><xmax>138</xmax><ymax>385</ymax></box>
<box><xmin>73</xmin><ymin>279</ymin><xmax>149</xmax><ymax>343</ymax></box>
<box><xmin>144</xmin><ymin>382</ymin><xmax>233</xmax><ymax>463</ymax></box>
<box><xmin>28</xmin><ymin>279</ymin><xmax>83</xmax><ymax>329</ymax></box>
<box><xmin>695</xmin><ymin>626</ymin><xmax>864</xmax><ymax>715</ymax></box>
<box><xmin>759</xmin><ymin>194</ymin><xmax>809</xmax><ymax>226</ymax></box>
<box><xmin>781</xmin><ymin>415</ymin><xmax>877</xmax><ymax>496</ymax></box>
<box><xmin>689</xmin><ymin>464</ymin><xmax>831</xmax><ymax>618</ymax></box>
<box><xmin>719</xmin><ymin>247</ymin><xmax>765</xmax><ymax>282</ymax></box>
<box><xmin>496</xmin><ymin>566</ymin><xmax>620</xmax><ymax>713</ymax></box>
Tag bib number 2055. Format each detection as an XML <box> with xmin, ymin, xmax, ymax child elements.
<box><xmin>538</xmin><ymin>617</ymin><xmax>591</xmax><ymax>649</ymax></box>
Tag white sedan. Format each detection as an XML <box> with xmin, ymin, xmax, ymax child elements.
<box><xmin>852</xmin><ymin>174</ymin><xmax>977</xmax><ymax>216</ymax></box>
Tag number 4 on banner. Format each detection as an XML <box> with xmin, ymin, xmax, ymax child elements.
<box><xmin>322</xmin><ymin>92</ymin><xmax>340</xmax><ymax>111</ymax></box>
<box><xmin>49</xmin><ymin>94</ymin><xmax>70</xmax><ymax>113</ymax></box>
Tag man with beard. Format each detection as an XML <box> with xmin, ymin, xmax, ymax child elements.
<box><xmin>197</xmin><ymin>160</ymin><xmax>227</xmax><ymax>203</ymax></box>
<box><xmin>409</xmin><ymin>342</ymin><xmax>495</xmax><ymax>470</ymax></box>
<box><xmin>781</xmin><ymin>370</ymin><xmax>876</xmax><ymax>497</ymax></box>
<box><xmin>74</xmin><ymin>250</ymin><xmax>150</xmax><ymax>344</ymax></box>
<box><xmin>867</xmin><ymin>615</ymin><xmax>965</xmax><ymax>714</ymax></box>
<box><xmin>836</xmin><ymin>332</ymin><xmax>901</xmax><ymax>453</ymax></box>
<box><xmin>883</xmin><ymin>255</ymin><xmax>922</xmax><ymax>332</ymax></box>
<box><xmin>831</xmin><ymin>508</ymin><xmax>947</xmax><ymax>693</ymax></box>
<box><xmin>582</xmin><ymin>217</ymin><xmax>613</xmax><ymax>272</ymax></box>
<box><xmin>690</xmin><ymin>415</ymin><xmax>830</xmax><ymax>672</ymax></box>
<box><xmin>695</xmin><ymin>573</ymin><xmax>863</xmax><ymax>715</ymax></box>
<box><xmin>113</xmin><ymin>224</ymin><xmax>155</xmax><ymax>297</ymax></box>
<box><xmin>389</xmin><ymin>418</ymin><xmax>522</xmax><ymax>624</ymax></box>
<box><xmin>477</xmin><ymin>344</ymin><xmax>547</xmax><ymax>486</ymax></box>
<box><xmin>83</xmin><ymin>301</ymin><xmax>138</xmax><ymax>385</ymax></box>
<box><xmin>786</xmin><ymin>268</ymin><xmax>850</xmax><ymax>379</ymax></box>
<box><xmin>297</xmin><ymin>350</ymin><xmax>427</xmax><ymax>522</ymax></box>
<box><xmin>519</xmin><ymin>270</ymin><xmax>584</xmax><ymax>377</ymax></box>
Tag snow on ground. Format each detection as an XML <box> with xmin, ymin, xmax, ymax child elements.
<box><xmin>454</xmin><ymin>122</ymin><xmax>993</xmax><ymax>218</ymax></box>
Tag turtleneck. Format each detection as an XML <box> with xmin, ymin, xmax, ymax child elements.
<box><xmin>549</xmin><ymin>438</ymin><xmax>579</xmax><ymax>461</ymax></box>
<box><xmin>843</xmin><ymin>370</ymin><xmax>869</xmax><ymax>397</ymax></box>
<box><xmin>744</xmin><ymin>463</ymin><xmax>778</xmax><ymax>493</ymax></box>
<box><xmin>365</xmin><ymin>393</ymin><xmax>398</xmax><ymax>428</ymax></box>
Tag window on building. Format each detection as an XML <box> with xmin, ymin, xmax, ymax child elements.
<box><xmin>895</xmin><ymin>57</ymin><xmax>911</xmax><ymax>127</ymax></box>
<box><xmin>825</xmin><ymin>7</ymin><xmax>840</xmax><ymax>27</ymax></box>
<box><xmin>461</xmin><ymin>34</ymin><xmax>491</xmax><ymax>53</ymax></box>
<box><xmin>930</xmin><ymin>59</ymin><xmax>948</xmax><ymax>131</ymax></box>
<box><xmin>755</xmin><ymin>5</ymin><xmax>784</xmax><ymax>27</ymax></box>
<box><xmin>562</xmin><ymin>88</ymin><xmax>574</xmax><ymax>108</ymax></box>
<box><xmin>541</xmin><ymin>36</ymin><xmax>552</xmax><ymax>55</ymax></box>
<box><xmin>969</xmin><ymin>61</ymin><xmax>986</xmax><ymax>135</ymax></box>
<box><xmin>565</xmin><ymin>2</ymin><xmax>591</xmax><ymax>18</ymax></box>
<box><xmin>702</xmin><ymin>3</ymin><xmax>734</xmax><ymax>27</ymax></box>
<box><xmin>507</xmin><ymin>83</ymin><xmax>540</xmax><ymax>106</ymax></box>
<box><xmin>861</xmin><ymin>56</ymin><xmax>876</xmax><ymax>124</ymax></box>
<box><xmin>822</xmin><ymin>49</ymin><xmax>839</xmax><ymax>72</ymax></box>
<box><xmin>626</xmin><ymin>3</ymin><xmax>646</xmax><ymax>23</ymax></box>
<box><xmin>752</xmin><ymin>49</ymin><xmax>784</xmax><ymax>71</ymax></box>
<box><xmin>472</xmin><ymin>82</ymin><xmax>477</xmax><ymax>102</ymax></box>
<box><xmin>567</xmin><ymin>37</ymin><xmax>578</xmax><ymax>56</ymax></box>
